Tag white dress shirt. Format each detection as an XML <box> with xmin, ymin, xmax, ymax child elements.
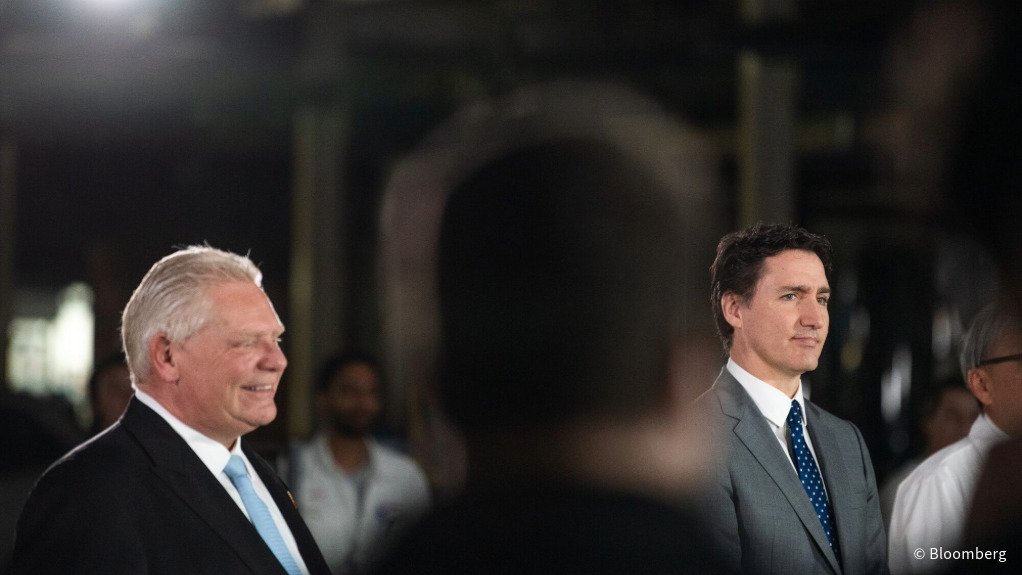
<box><xmin>135</xmin><ymin>389</ymin><xmax>311</xmax><ymax>575</ymax></box>
<box><xmin>888</xmin><ymin>413</ymin><xmax>1008</xmax><ymax>574</ymax></box>
<box><xmin>293</xmin><ymin>433</ymin><xmax>431</xmax><ymax>574</ymax></box>
<box><xmin>727</xmin><ymin>358</ymin><xmax>824</xmax><ymax>472</ymax></box>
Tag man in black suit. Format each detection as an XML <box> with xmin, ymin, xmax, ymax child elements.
<box><xmin>10</xmin><ymin>246</ymin><xmax>331</xmax><ymax>575</ymax></box>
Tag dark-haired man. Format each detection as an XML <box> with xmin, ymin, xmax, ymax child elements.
<box><xmin>698</xmin><ymin>223</ymin><xmax>887</xmax><ymax>574</ymax></box>
<box><xmin>290</xmin><ymin>352</ymin><xmax>430</xmax><ymax>574</ymax></box>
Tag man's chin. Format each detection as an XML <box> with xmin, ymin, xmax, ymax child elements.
<box><xmin>796</xmin><ymin>356</ymin><xmax>821</xmax><ymax>373</ymax></box>
<box><xmin>244</xmin><ymin>407</ymin><xmax>278</xmax><ymax>429</ymax></box>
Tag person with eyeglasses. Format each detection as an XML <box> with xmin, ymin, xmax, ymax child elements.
<box><xmin>888</xmin><ymin>301</ymin><xmax>1020</xmax><ymax>574</ymax></box>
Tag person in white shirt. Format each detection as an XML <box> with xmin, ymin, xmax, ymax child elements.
<box><xmin>888</xmin><ymin>302</ymin><xmax>1020</xmax><ymax>574</ymax></box>
<box><xmin>291</xmin><ymin>351</ymin><xmax>430</xmax><ymax>574</ymax></box>
<box><xmin>11</xmin><ymin>245</ymin><xmax>331</xmax><ymax>575</ymax></box>
<box><xmin>879</xmin><ymin>381</ymin><xmax>980</xmax><ymax>527</ymax></box>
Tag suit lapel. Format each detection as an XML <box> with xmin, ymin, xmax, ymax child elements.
<box><xmin>247</xmin><ymin>445</ymin><xmax>331</xmax><ymax>575</ymax></box>
<box><xmin>121</xmin><ymin>398</ymin><xmax>288</xmax><ymax>575</ymax></box>
<box><xmin>806</xmin><ymin>403</ymin><xmax>854</xmax><ymax>573</ymax></box>
<box><xmin>714</xmin><ymin>370</ymin><xmax>841</xmax><ymax>573</ymax></box>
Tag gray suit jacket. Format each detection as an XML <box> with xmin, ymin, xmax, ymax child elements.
<box><xmin>697</xmin><ymin>367</ymin><xmax>888</xmax><ymax>575</ymax></box>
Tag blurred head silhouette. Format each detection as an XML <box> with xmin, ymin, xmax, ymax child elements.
<box><xmin>437</xmin><ymin>135</ymin><xmax>719</xmax><ymax>495</ymax></box>
<box><xmin>381</xmin><ymin>80</ymin><xmax>723</xmax><ymax>498</ymax></box>
<box><xmin>440</xmin><ymin>139</ymin><xmax>695</xmax><ymax>432</ymax></box>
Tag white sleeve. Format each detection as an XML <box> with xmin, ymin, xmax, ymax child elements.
<box><xmin>887</xmin><ymin>466</ymin><xmax>968</xmax><ymax>574</ymax></box>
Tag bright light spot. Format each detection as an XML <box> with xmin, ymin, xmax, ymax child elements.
<box><xmin>6</xmin><ymin>318</ymin><xmax>50</xmax><ymax>391</ymax></box>
<box><xmin>84</xmin><ymin>0</ymin><xmax>138</xmax><ymax>9</ymax></box>
<box><xmin>932</xmin><ymin>305</ymin><xmax>954</xmax><ymax>360</ymax></box>
<box><xmin>880</xmin><ymin>343</ymin><xmax>913</xmax><ymax>424</ymax></box>
<box><xmin>49</xmin><ymin>283</ymin><xmax>95</xmax><ymax>398</ymax></box>
<box><xmin>6</xmin><ymin>283</ymin><xmax>94</xmax><ymax>404</ymax></box>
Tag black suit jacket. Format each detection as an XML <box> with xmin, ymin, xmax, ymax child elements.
<box><xmin>10</xmin><ymin>397</ymin><xmax>331</xmax><ymax>575</ymax></box>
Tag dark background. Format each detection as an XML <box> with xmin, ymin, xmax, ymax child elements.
<box><xmin>0</xmin><ymin>0</ymin><xmax>1001</xmax><ymax>509</ymax></box>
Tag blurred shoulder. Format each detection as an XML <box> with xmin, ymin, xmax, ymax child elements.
<box><xmin>369</xmin><ymin>439</ymin><xmax>424</xmax><ymax>474</ymax></box>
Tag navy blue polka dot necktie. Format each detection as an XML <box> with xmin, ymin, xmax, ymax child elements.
<box><xmin>787</xmin><ymin>400</ymin><xmax>840</xmax><ymax>561</ymax></box>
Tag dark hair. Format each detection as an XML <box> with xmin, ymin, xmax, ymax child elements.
<box><xmin>314</xmin><ymin>350</ymin><xmax>381</xmax><ymax>394</ymax></box>
<box><xmin>438</xmin><ymin>138</ymin><xmax>697</xmax><ymax>434</ymax></box>
<box><xmin>709</xmin><ymin>223</ymin><xmax>834</xmax><ymax>350</ymax></box>
<box><xmin>87</xmin><ymin>352</ymin><xmax>129</xmax><ymax>406</ymax></box>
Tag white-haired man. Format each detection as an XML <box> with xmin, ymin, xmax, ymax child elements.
<box><xmin>12</xmin><ymin>246</ymin><xmax>331</xmax><ymax>575</ymax></box>
<box><xmin>888</xmin><ymin>302</ymin><xmax>1019</xmax><ymax>573</ymax></box>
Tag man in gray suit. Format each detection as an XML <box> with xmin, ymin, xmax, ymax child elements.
<box><xmin>698</xmin><ymin>223</ymin><xmax>888</xmax><ymax>574</ymax></box>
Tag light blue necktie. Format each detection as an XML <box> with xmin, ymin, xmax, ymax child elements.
<box><xmin>224</xmin><ymin>454</ymin><xmax>302</xmax><ymax>575</ymax></box>
<box><xmin>787</xmin><ymin>400</ymin><xmax>840</xmax><ymax>563</ymax></box>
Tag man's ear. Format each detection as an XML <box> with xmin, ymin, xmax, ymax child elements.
<box><xmin>149</xmin><ymin>332</ymin><xmax>179</xmax><ymax>383</ymax></box>
<box><xmin>966</xmin><ymin>367</ymin><xmax>993</xmax><ymax>407</ymax></box>
<box><xmin>721</xmin><ymin>292</ymin><xmax>743</xmax><ymax>330</ymax></box>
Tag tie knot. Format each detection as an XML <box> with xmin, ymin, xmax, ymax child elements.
<box><xmin>224</xmin><ymin>454</ymin><xmax>249</xmax><ymax>481</ymax></box>
<box><xmin>788</xmin><ymin>399</ymin><xmax>803</xmax><ymax>425</ymax></box>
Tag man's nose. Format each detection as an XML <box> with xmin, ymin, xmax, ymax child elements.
<box><xmin>800</xmin><ymin>299</ymin><xmax>827</xmax><ymax>328</ymax></box>
<box><xmin>261</xmin><ymin>341</ymin><xmax>288</xmax><ymax>371</ymax></box>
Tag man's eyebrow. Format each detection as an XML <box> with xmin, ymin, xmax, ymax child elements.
<box><xmin>779</xmin><ymin>285</ymin><xmax>831</xmax><ymax>294</ymax></box>
<box><xmin>233</xmin><ymin>327</ymin><xmax>285</xmax><ymax>337</ymax></box>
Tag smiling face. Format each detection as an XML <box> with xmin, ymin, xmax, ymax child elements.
<box><xmin>723</xmin><ymin>249</ymin><xmax>830</xmax><ymax>394</ymax></box>
<box><xmin>169</xmin><ymin>281</ymin><xmax>287</xmax><ymax>446</ymax></box>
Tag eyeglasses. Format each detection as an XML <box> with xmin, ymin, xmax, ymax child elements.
<box><xmin>977</xmin><ymin>353</ymin><xmax>1022</xmax><ymax>367</ymax></box>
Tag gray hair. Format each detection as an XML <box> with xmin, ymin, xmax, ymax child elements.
<box><xmin>120</xmin><ymin>245</ymin><xmax>263</xmax><ymax>383</ymax></box>
<box><xmin>959</xmin><ymin>301</ymin><xmax>1020</xmax><ymax>381</ymax></box>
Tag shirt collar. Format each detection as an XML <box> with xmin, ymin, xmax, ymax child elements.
<box><xmin>134</xmin><ymin>387</ymin><xmax>243</xmax><ymax>476</ymax></box>
<box><xmin>313</xmin><ymin>432</ymin><xmax>376</xmax><ymax>476</ymax></box>
<box><xmin>972</xmin><ymin>412</ymin><xmax>1010</xmax><ymax>446</ymax></box>
<box><xmin>727</xmin><ymin>358</ymin><xmax>808</xmax><ymax>428</ymax></box>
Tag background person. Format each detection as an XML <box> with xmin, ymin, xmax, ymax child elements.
<box><xmin>290</xmin><ymin>351</ymin><xmax>430</xmax><ymax>574</ymax></box>
<box><xmin>374</xmin><ymin>136</ymin><xmax>727</xmax><ymax>573</ymax></box>
<box><xmin>888</xmin><ymin>302</ymin><xmax>1018</xmax><ymax>574</ymax></box>
<box><xmin>937</xmin><ymin>1</ymin><xmax>1022</xmax><ymax>568</ymax></box>
<box><xmin>85</xmin><ymin>352</ymin><xmax>133</xmax><ymax>436</ymax></box>
<box><xmin>879</xmin><ymin>379</ymin><xmax>980</xmax><ymax>527</ymax></box>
